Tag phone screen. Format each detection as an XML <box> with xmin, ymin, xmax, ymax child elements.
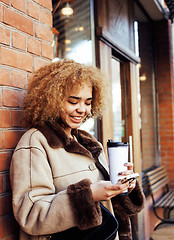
<box><xmin>121</xmin><ymin>173</ymin><xmax>139</xmax><ymax>184</ymax></box>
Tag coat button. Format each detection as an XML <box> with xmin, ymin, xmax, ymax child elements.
<box><xmin>88</xmin><ymin>164</ymin><xmax>96</xmax><ymax>171</ymax></box>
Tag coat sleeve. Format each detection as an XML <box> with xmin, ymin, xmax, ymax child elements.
<box><xmin>112</xmin><ymin>181</ymin><xmax>145</xmax><ymax>216</ymax></box>
<box><xmin>10</xmin><ymin>131</ymin><xmax>102</xmax><ymax>236</ymax></box>
<box><xmin>111</xmin><ymin>181</ymin><xmax>145</xmax><ymax>240</ymax></box>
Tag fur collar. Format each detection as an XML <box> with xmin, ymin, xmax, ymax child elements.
<box><xmin>38</xmin><ymin>123</ymin><xmax>102</xmax><ymax>162</ymax></box>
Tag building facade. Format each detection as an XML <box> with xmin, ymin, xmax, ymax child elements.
<box><xmin>0</xmin><ymin>0</ymin><xmax>53</xmax><ymax>239</ymax></box>
<box><xmin>0</xmin><ymin>0</ymin><xmax>174</xmax><ymax>239</ymax></box>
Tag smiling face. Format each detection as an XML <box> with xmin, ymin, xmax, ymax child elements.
<box><xmin>60</xmin><ymin>83</ymin><xmax>92</xmax><ymax>137</ymax></box>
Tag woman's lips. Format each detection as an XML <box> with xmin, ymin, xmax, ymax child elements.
<box><xmin>69</xmin><ymin>116</ymin><xmax>84</xmax><ymax>123</ymax></box>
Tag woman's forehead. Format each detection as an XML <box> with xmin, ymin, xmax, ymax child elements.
<box><xmin>70</xmin><ymin>82</ymin><xmax>92</xmax><ymax>95</ymax></box>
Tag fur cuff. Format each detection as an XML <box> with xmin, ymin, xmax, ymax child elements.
<box><xmin>119</xmin><ymin>233</ymin><xmax>132</xmax><ymax>240</ymax></box>
<box><xmin>113</xmin><ymin>181</ymin><xmax>145</xmax><ymax>216</ymax></box>
<box><xmin>113</xmin><ymin>210</ymin><xmax>132</xmax><ymax>239</ymax></box>
<box><xmin>67</xmin><ymin>179</ymin><xmax>102</xmax><ymax>230</ymax></box>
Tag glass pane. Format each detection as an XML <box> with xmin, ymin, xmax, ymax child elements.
<box><xmin>52</xmin><ymin>0</ymin><xmax>95</xmax><ymax>135</ymax></box>
<box><xmin>52</xmin><ymin>0</ymin><xmax>93</xmax><ymax>65</ymax></box>
<box><xmin>79</xmin><ymin>118</ymin><xmax>95</xmax><ymax>136</ymax></box>
<box><xmin>111</xmin><ymin>58</ymin><xmax>123</xmax><ymax>142</ymax></box>
<box><xmin>134</xmin><ymin>3</ymin><xmax>158</xmax><ymax>170</ymax></box>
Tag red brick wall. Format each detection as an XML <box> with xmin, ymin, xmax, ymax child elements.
<box><xmin>0</xmin><ymin>0</ymin><xmax>53</xmax><ymax>239</ymax></box>
<box><xmin>137</xmin><ymin>18</ymin><xmax>174</xmax><ymax>240</ymax></box>
<box><xmin>154</xmin><ymin>19</ymin><xmax>174</xmax><ymax>188</ymax></box>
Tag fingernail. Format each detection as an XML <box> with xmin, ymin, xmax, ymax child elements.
<box><xmin>124</xmin><ymin>163</ymin><xmax>128</xmax><ymax>165</ymax></box>
<box><xmin>118</xmin><ymin>172</ymin><xmax>122</xmax><ymax>175</ymax></box>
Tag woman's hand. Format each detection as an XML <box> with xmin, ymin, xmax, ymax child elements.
<box><xmin>118</xmin><ymin>162</ymin><xmax>136</xmax><ymax>191</ymax></box>
<box><xmin>90</xmin><ymin>180</ymin><xmax>129</xmax><ymax>202</ymax></box>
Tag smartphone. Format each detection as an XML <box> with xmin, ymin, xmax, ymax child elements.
<box><xmin>120</xmin><ymin>173</ymin><xmax>139</xmax><ymax>184</ymax></box>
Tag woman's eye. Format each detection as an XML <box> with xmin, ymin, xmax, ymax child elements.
<box><xmin>85</xmin><ymin>101</ymin><xmax>92</xmax><ymax>106</ymax></box>
<box><xmin>68</xmin><ymin>100</ymin><xmax>78</xmax><ymax>105</ymax></box>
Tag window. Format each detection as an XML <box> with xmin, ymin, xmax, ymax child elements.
<box><xmin>134</xmin><ymin>3</ymin><xmax>159</xmax><ymax>170</ymax></box>
<box><xmin>52</xmin><ymin>0</ymin><xmax>94</xmax><ymax>65</ymax></box>
<box><xmin>111</xmin><ymin>57</ymin><xmax>129</xmax><ymax>143</ymax></box>
<box><xmin>51</xmin><ymin>0</ymin><xmax>96</xmax><ymax>135</ymax></box>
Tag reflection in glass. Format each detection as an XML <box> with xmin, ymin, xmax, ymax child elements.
<box><xmin>111</xmin><ymin>58</ymin><xmax>123</xmax><ymax>142</ymax></box>
<box><xmin>79</xmin><ymin>118</ymin><xmax>95</xmax><ymax>136</ymax></box>
<box><xmin>52</xmin><ymin>0</ymin><xmax>92</xmax><ymax>65</ymax></box>
<box><xmin>52</xmin><ymin>0</ymin><xmax>95</xmax><ymax>135</ymax></box>
<box><xmin>134</xmin><ymin>2</ymin><xmax>159</xmax><ymax>170</ymax></box>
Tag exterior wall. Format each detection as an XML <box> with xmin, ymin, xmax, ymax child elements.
<box><xmin>95</xmin><ymin>1</ymin><xmax>144</xmax><ymax>239</ymax></box>
<box><xmin>95</xmin><ymin>1</ymin><xmax>174</xmax><ymax>239</ymax></box>
<box><xmin>1</xmin><ymin>1</ymin><xmax>173</xmax><ymax>239</ymax></box>
<box><xmin>0</xmin><ymin>0</ymin><xmax>53</xmax><ymax>239</ymax></box>
<box><xmin>154</xmin><ymin>19</ymin><xmax>174</xmax><ymax>188</ymax></box>
<box><xmin>144</xmin><ymin>192</ymin><xmax>163</xmax><ymax>240</ymax></box>
<box><xmin>142</xmin><ymin>19</ymin><xmax>174</xmax><ymax>240</ymax></box>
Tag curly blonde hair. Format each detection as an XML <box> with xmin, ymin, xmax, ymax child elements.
<box><xmin>23</xmin><ymin>59</ymin><xmax>108</xmax><ymax>128</ymax></box>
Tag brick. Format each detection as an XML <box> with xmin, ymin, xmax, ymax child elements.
<box><xmin>27</xmin><ymin>73</ymin><xmax>33</xmax><ymax>85</ymax></box>
<box><xmin>166</xmin><ymin>162</ymin><xmax>174</xmax><ymax>168</ymax></box>
<box><xmin>0</xmin><ymin>175</ymin><xmax>3</xmax><ymax>194</ymax></box>
<box><xmin>11</xmin><ymin>0</ymin><xmax>26</xmax><ymax>13</ymax></box>
<box><xmin>40</xmin><ymin>8</ymin><xmax>52</xmax><ymax>26</ymax></box>
<box><xmin>0</xmin><ymin>68</ymin><xmax>10</xmax><ymax>86</ymax></box>
<box><xmin>1</xmin><ymin>47</ymin><xmax>33</xmax><ymax>72</ymax></box>
<box><xmin>11</xmin><ymin>110</ymin><xmax>24</xmax><ymax>127</ymax></box>
<box><xmin>35</xmin><ymin>23</ymin><xmax>52</xmax><ymax>42</ymax></box>
<box><xmin>3</xmin><ymin>7</ymin><xmax>34</xmax><ymax>36</ymax></box>
<box><xmin>0</xmin><ymin>109</ymin><xmax>10</xmax><ymax>128</ymax></box>
<box><xmin>3</xmin><ymin>88</ymin><xmax>25</xmax><ymax>108</ymax></box>
<box><xmin>27</xmin><ymin>37</ymin><xmax>41</xmax><ymax>56</ymax></box>
<box><xmin>0</xmin><ymin>26</ymin><xmax>10</xmax><ymax>45</ymax></box>
<box><xmin>11</xmin><ymin>70</ymin><xmax>27</xmax><ymax>89</ymax></box>
<box><xmin>41</xmin><ymin>42</ymin><xmax>53</xmax><ymax>59</ymax></box>
<box><xmin>6</xmin><ymin>236</ymin><xmax>19</xmax><ymax>240</ymax></box>
<box><xmin>28</xmin><ymin>1</ymin><xmax>40</xmax><ymax>20</ymax></box>
<box><xmin>0</xmin><ymin>89</ymin><xmax>2</xmax><ymax>107</ymax></box>
<box><xmin>6</xmin><ymin>215</ymin><xmax>19</xmax><ymax>236</ymax></box>
<box><xmin>0</xmin><ymin>152</ymin><xmax>11</xmax><ymax>171</ymax></box>
<box><xmin>0</xmin><ymin>217</ymin><xmax>5</xmax><ymax>238</ymax></box>
<box><xmin>33</xmin><ymin>57</ymin><xmax>50</xmax><ymax>71</ymax></box>
<box><xmin>0</xmin><ymin>132</ymin><xmax>3</xmax><ymax>149</ymax></box>
<box><xmin>5</xmin><ymin>173</ymin><xmax>11</xmax><ymax>192</ymax></box>
<box><xmin>1</xmin><ymin>0</ymin><xmax>10</xmax><ymax>4</ymax></box>
<box><xmin>12</xmin><ymin>32</ymin><xmax>26</xmax><ymax>51</ymax></box>
<box><xmin>0</xmin><ymin>194</ymin><xmax>12</xmax><ymax>215</ymax></box>
<box><xmin>33</xmin><ymin>0</ymin><xmax>52</xmax><ymax>10</ymax></box>
<box><xmin>4</xmin><ymin>130</ymin><xmax>25</xmax><ymax>149</ymax></box>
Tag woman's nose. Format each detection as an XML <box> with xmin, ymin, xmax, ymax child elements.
<box><xmin>77</xmin><ymin>104</ymin><xmax>85</xmax><ymax>113</ymax></box>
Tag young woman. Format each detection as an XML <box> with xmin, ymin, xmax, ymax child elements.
<box><xmin>10</xmin><ymin>59</ymin><xmax>144</xmax><ymax>240</ymax></box>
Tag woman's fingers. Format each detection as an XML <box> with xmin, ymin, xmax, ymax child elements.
<box><xmin>107</xmin><ymin>182</ymin><xmax>129</xmax><ymax>191</ymax></box>
<box><xmin>107</xmin><ymin>182</ymin><xmax>129</xmax><ymax>193</ymax></box>
<box><xmin>124</xmin><ymin>162</ymin><xmax>133</xmax><ymax>170</ymax></box>
<box><xmin>91</xmin><ymin>180</ymin><xmax>129</xmax><ymax>202</ymax></box>
<box><xmin>128</xmin><ymin>180</ymin><xmax>136</xmax><ymax>190</ymax></box>
<box><xmin>118</xmin><ymin>170</ymin><xmax>133</xmax><ymax>176</ymax></box>
<box><xmin>105</xmin><ymin>182</ymin><xmax>129</xmax><ymax>199</ymax></box>
<box><xmin>117</xmin><ymin>162</ymin><xmax>134</xmax><ymax>176</ymax></box>
<box><xmin>117</xmin><ymin>162</ymin><xmax>137</xmax><ymax>192</ymax></box>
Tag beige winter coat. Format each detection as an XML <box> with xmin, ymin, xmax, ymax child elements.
<box><xmin>10</xmin><ymin>123</ymin><xmax>145</xmax><ymax>240</ymax></box>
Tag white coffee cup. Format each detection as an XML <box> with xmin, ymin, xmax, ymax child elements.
<box><xmin>107</xmin><ymin>140</ymin><xmax>129</xmax><ymax>185</ymax></box>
